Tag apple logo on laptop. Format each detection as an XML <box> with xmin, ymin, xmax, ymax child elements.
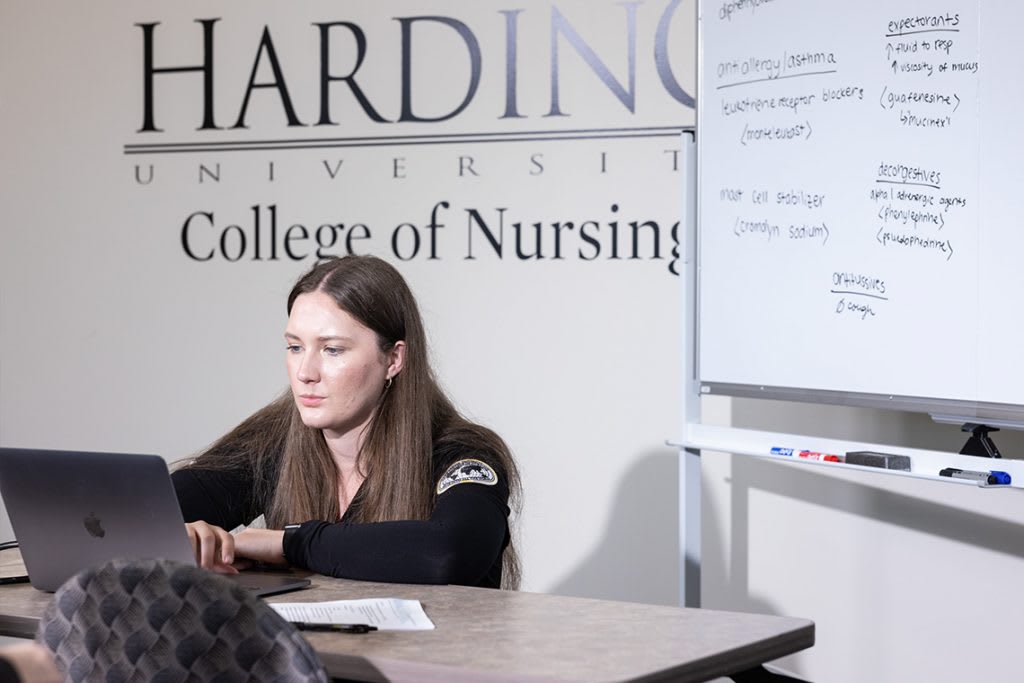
<box><xmin>83</xmin><ymin>513</ymin><xmax>105</xmax><ymax>538</ymax></box>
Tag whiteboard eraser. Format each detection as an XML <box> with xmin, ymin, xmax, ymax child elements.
<box><xmin>844</xmin><ymin>451</ymin><xmax>911</xmax><ymax>471</ymax></box>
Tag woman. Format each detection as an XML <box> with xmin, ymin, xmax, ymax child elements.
<box><xmin>172</xmin><ymin>255</ymin><xmax>520</xmax><ymax>589</ymax></box>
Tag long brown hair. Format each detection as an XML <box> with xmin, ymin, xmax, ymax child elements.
<box><xmin>182</xmin><ymin>256</ymin><xmax>521</xmax><ymax>588</ymax></box>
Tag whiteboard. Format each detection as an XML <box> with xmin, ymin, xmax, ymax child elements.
<box><xmin>697</xmin><ymin>0</ymin><xmax>1024</xmax><ymax>422</ymax></box>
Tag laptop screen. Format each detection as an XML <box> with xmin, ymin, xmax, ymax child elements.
<box><xmin>0</xmin><ymin>448</ymin><xmax>206</xmax><ymax>591</ymax></box>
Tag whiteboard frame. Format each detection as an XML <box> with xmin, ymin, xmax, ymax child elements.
<box><xmin>699</xmin><ymin>382</ymin><xmax>1024</xmax><ymax>430</ymax></box>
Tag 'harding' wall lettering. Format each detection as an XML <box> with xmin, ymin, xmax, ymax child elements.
<box><xmin>136</xmin><ymin>0</ymin><xmax>692</xmax><ymax>132</ymax></box>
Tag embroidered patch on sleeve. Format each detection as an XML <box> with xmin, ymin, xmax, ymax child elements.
<box><xmin>436</xmin><ymin>458</ymin><xmax>498</xmax><ymax>494</ymax></box>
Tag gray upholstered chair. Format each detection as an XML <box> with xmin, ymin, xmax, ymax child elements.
<box><xmin>35</xmin><ymin>558</ymin><xmax>328</xmax><ymax>682</ymax></box>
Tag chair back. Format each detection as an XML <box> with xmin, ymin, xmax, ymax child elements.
<box><xmin>36</xmin><ymin>558</ymin><xmax>328</xmax><ymax>683</ymax></box>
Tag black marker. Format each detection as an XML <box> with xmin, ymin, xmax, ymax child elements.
<box><xmin>291</xmin><ymin>622</ymin><xmax>377</xmax><ymax>634</ymax></box>
<box><xmin>939</xmin><ymin>468</ymin><xmax>1011</xmax><ymax>486</ymax></box>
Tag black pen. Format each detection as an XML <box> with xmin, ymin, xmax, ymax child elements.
<box><xmin>0</xmin><ymin>575</ymin><xmax>30</xmax><ymax>586</ymax></box>
<box><xmin>291</xmin><ymin>622</ymin><xmax>377</xmax><ymax>633</ymax></box>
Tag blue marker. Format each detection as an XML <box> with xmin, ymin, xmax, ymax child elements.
<box><xmin>939</xmin><ymin>468</ymin><xmax>1011</xmax><ymax>486</ymax></box>
<box><xmin>770</xmin><ymin>447</ymin><xmax>794</xmax><ymax>456</ymax></box>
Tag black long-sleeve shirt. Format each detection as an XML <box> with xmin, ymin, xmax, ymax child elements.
<box><xmin>171</xmin><ymin>444</ymin><xmax>510</xmax><ymax>588</ymax></box>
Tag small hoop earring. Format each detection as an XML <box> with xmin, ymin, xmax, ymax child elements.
<box><xmin>384</xmin><ymin>377</ymin><xmax>393</xmax><ymax>391</ymax></box>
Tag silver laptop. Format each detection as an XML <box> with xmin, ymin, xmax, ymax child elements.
<box><xmin>0</xmin><ymin>447</ymin><xmax>310</xmax><ymax>597</ymax></box>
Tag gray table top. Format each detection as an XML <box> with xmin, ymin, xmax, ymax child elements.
<box><xmin>0</xmin><ymin>553</ymin><xmax>813</xmax><ymax>683</ymax></box>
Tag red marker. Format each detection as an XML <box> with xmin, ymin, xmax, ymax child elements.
<box><xmin>797</xmin><ymin>450</ymin><xmax>843</xmax><ymax>463</ymax></box>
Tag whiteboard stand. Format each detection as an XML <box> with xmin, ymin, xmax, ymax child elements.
<box><xmin>958</xmin><ymin>423</ymin><xmax>1003</xmax><ymax>458</ymax></box>
<box><xmin>678</xmin><ymin>129</ymin><xmax>700</xmax><ymax>608</ymax></box>
<box><xmin>678</xmin><ymin>0</ymin><xmax>1024</xmax><ymax>612</ymax></box>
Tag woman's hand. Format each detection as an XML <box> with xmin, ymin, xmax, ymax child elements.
<box><xmin>233</xmin><ymin>528</ymin><xmax>287</xmax><ymax>566</ymax></box>
<box><xmin>184</xmin><ymin>524</ymin><xmax>287</xmax><ymax>571</ymax></box>
<box><xmin>185</xmin><ymin>521</ymin><xmax>238</xmax><ymax>574</ymax></box>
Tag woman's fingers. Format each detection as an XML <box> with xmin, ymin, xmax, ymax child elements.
<box><xmin>185</xmin><ymin>521</ymin><xmax>238</xmax><ymax>573</ymax></box>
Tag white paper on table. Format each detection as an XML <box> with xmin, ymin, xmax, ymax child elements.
<box><xmin>270</xmin><ymin>598</ymin><xmax>435</xmax><ymax>631</ymax></box>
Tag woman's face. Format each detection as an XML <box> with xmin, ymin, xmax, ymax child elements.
<box><xmin>285</xmin><ymin>290</ymin><xmax>402</xmax><ymax>439</ymax></box>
